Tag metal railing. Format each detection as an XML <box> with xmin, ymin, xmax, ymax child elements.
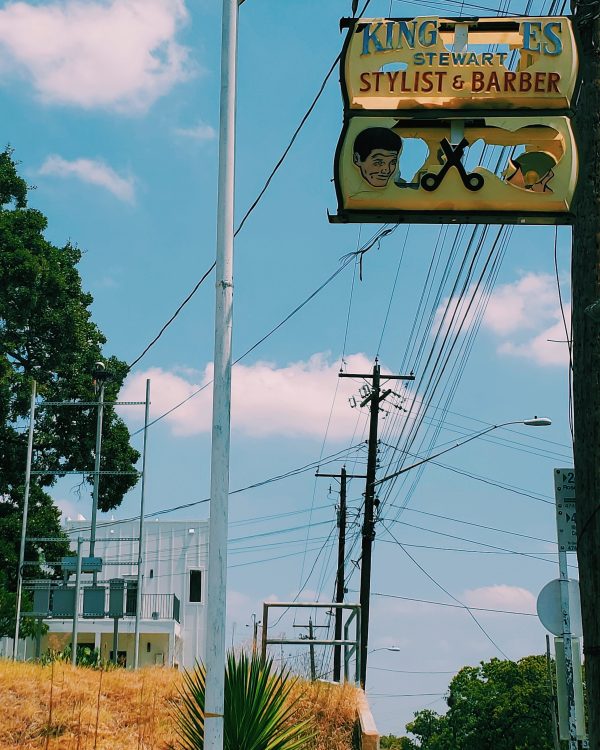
<box><xmin>23</xmin><ymin>582</ymin><xmax>181</xmax><ymax>624</ymax></box>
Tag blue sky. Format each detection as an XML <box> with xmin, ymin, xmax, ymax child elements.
<box><xmin>2</xmin><ymin>0</ymin><xmax>576</xmax><ymax>736</ymax></box>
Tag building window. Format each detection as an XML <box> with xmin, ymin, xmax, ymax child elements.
<box><xmin>189</xmin><ymin>570</ymin><xmax>202</xmax><ymax>603</ymax></box>
<box><xmin>149</xmin><ymin>569</ymin><xmax>154</xmax><ymax>579</ymax></box>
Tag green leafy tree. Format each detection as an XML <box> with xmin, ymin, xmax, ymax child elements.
<box><xmin>0</xmin><ymin>149</ymin><xmax>140</xmax><ymax>637</ymax></box>
<box><xmin>405</xmin><ymin>709</ymin><xmax>447</xmax><ymax>750</ymax></box>
<box><xmin>380</xmin><ymin>734</ymin><xmax>417</xmax><ymax>749</ymax></box>
<box><xmin>406</xmin><ymin>656</ymin><xmax>555</xmax><ymax>750</ymax></box>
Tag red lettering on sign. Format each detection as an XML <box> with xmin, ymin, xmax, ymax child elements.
<box><xmin>387</xmin><ymin>71</ymin><xmax>399</xmax><ymax>91</ymax></box>
<box><xmin>434</xmin><ymin>71</ymin><xmax>446</xmax><ymax>92</ymax></box>
<box><xmin>519</xmin><ymin>72</ymin><xmax>532</xmax><ymax>92</ymax></box>
<box><xmin>472</xmin><ymin>71</ymin><xmax>485</xmax><ymax>92</ymax></box>
<box><xmin>359</xmin><ymin>72</ymin><xmax>371</xmax><ymax>92</ymax></box>
<box><xmin>548</xmin><ymin>72</ymin><xmax>560</xmax><ymax>93</ymax></box>
<box><xmin>421</xmin><ymin>72</ymin><xmax>433</xmax><ymax>92</ymax></box>
<box><xmin>486</xmin><ymin>71</ymin><xmax>500</xmax><ymax>92</ymax></box>
<box><xmin>535</xmin><ymin>72</ymin><xmax>546</xmax><ymax>92</ymax></box>
<box><xmin>504</xmin><ymin>71</ymin><xmax>516</xmax><ymax>92</ymax></box>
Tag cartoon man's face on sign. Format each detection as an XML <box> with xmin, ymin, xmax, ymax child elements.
<box><xmin>353</xmin><ymin>127</ymin><xmax>403</xmax><ymax>188</ymax></box>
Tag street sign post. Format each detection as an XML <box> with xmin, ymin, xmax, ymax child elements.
<box><xmin>554</xmin><ymin>468</ymin><xmax>576</xmax><ymax>551</ymax></box>
<box><xmin>552</xmin><ymin>467</ymin><xmax>580</xmax><ymax>750</ymax></box>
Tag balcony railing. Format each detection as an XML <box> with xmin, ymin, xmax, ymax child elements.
<box><xmin>24</xmin><ymin>582</ymin><xmax>181</xmax><ymax>624</ymax></box>
<box><xmin>137</xmin><ymin>593</ymin><xmax>180</xmax><ymax>623</ymax></box>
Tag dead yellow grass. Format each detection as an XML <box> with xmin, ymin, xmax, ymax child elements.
<box><xmin>0</xmin><ymin>659</ymin><xmax>180</xmax><ymax>749</ymax></box>
<box><xmin>0</xmin><ymin>659</ymin><xmax>360</xmax><ymax>750</ymax></box>
<box><xmin>286</xmin><ymin>680</ymin><xmax>361</xmax><ymax>750</ymax></box>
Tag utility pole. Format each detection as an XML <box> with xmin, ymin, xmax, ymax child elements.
<box><xmin>571</xmin><ymin>8</ymin><xmax>600</xmax><ymax>749</ymax></box>
<box><xmin>340</xmin><ymin>362</ymin><xmax>414</xmax><ymax>686</ymax></box>
<box><xmin>133</xmin><ymin>378</ymin><xmax>151</xmax><ymax>669</ymax></box>
<box><xmin>295</xmin><ymin>619</ymin><xmax>328</xmax><ymax>681</ymax></box>
<box><xmin>316</xmin><ymin>466</ymin><xmax>366</xmax><ymax>681</ymax></box>
<box><xmin>308</xmin><ymin>618</ymin><xmax>316</xmax><ymax>681</ymax></box>
<box><xmin>205</xmin><ymin>0</ymin><xmax>238</xmax><ymax>746</ymax></box>
<box><xmin>90</xmin><ymin>363</ymin><xmax>109</xmax><ymax>587</ymax></box>
<box><xmin>13</xmin><ymin>380</ymin><xmax>36</xmax><ymax>659</ymax></box>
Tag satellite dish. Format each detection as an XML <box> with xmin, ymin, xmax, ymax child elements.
<box><xmin>537</xmin><ymin>578</ymin><xmax>582</xmax><ymax>637</ymax></box>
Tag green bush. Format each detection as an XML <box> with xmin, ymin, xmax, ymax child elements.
<box><xmin>174</xmin><ymin>650</ymin><xmax>313</xmax><ymax>750</ymax></box>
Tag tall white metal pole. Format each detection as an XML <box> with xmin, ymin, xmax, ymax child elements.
<box><xmin>205</xmin><ymin>0</ymin><xmax>238</xmax><ymax>747</ymax></box>
<box><xmin>134</xmin><ymin>378</ymin><xmax>151</xmax><ymax>669</ymax></box>
<box><xmin>558</xmin><ymin>547</ymin><xmax>578</xmax><ymax>750</ymax></box>
<box><xmin>13</xmin><ymin>380</ymin><xmax>37</xmax><ymax>659</ymax></box>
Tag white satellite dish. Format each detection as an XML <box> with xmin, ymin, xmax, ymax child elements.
<box><xmin>537</xmin><ymin>578</ymin><xmax>582</xmax><ymax>637</ymax></box>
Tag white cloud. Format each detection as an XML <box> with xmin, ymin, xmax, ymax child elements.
<box><xmin>435</xmin><ymin>272</ymin><xmax>571</xmax><ymax>367</ymax></box>
<box><xmin>483</xmin><ymin>273</ymin><xmax>563</xmax><ymax>335</ymax></box>
<box><xmin>39</xmin><ymin>155</ymin><xmax>136</xmax><ymax>202</ymax></box>
<box><xmin>462</xmin><ymin>584</ymin><xmax>536</xmax><ymax>614</ymax></box>
<box><xmin>120</xmin><ymin>353</ymin><xmax>375</xmax><ymax>440</ymax></box>
<box><xmin>174</xmin><ymin>122</ymin><xmax>217</xmax><ymax>140</ymax></box>
<box><xmin>0</xmin><ymin>0</ymin><xmax>192</xmax><ymax>112</ymax></box>
<box><xmin>498</xmin><ymin>307</ymin><xmax>571</xmax><ymax>367</ymax></box>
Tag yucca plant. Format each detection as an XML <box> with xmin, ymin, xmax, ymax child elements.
<box><xmin>174</xmin><ymin>650</ymin><xmax>313</xmax><ymax>750</ymax></box>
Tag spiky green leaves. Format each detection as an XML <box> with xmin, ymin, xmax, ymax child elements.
<box><xmin>174</xmin><ymin>651</ymin><xmax>313</xmax><ymax>750</ymax></box>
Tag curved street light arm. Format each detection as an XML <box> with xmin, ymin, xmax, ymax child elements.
<box><xmin>373</xmin><ymin>418</ymin><xmax>551</xmax><ymax>488</ymax></box>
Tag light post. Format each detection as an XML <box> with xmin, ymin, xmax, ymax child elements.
<box><xmin>373</xmin><ymin>417</ymin><xmax>552</xmax><ymax>489</ymax></box>
<box><xmin>359</xmin><ymin>417</ymin><xmax>551</xmax><ymax>678</ymax></box>
<box><xmin>368</xmin><ymin>646</ymin><xmax>401</xmax><ymax>654</ymax></box>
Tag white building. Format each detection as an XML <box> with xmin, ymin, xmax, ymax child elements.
<box><xmin>7</xmin><ymin>518</ymin><xmax>208</xmax><ymax>668</ymax></box>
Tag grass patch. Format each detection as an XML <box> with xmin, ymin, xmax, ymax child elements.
<box><xmin>0</xmin><ymin>659</ymin><xmax>360</xmax><ymax>749</ymax></box>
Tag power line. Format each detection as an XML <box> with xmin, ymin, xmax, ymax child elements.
<box><xmin>372</xmin><ymin>591</ymin><xmax>537</xmax><ymax>617</ymax></box>
<box><xmin>370</xmin><ymin>666</ymin><xmax>457</xmax><ymax>674</ymax></box>
<box><xmin>397</xmin><ymin>507</ymin><xmax>555</xmax><ymax>545</ymax></box>
<box><xmin>62</xmin><ymin>443</ymin><xmax>366</xmax><ymax>534</ymax></box>
<box><xmin>129</xmin><ymin>230</ymin><xmax>391</xmax><ymax>437</ymax></box>
<box><xmin>125</xmin><ymin>0</ymin><xmax>374</xmax><ymax>372</ymax></box>
<box><xmin>380</xmin><ymin>521</ymin><xmax>510</xmax><ymax>659</ymax></box>
<box><xmin>383</xmin><ymin>519</ymin><xmax>577</xmax><ymax>569</ymax></box>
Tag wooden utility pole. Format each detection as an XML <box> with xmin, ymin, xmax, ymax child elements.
<box><xmin>572</xmin><ymin>9</ymin><xmax>600</xmax><ymax>749</ymax></box>
<box><xmin>316</xmin><ymin>467</ymin><xmax>367</xmax><ymax>681</ymax></box>
<box><xmin>340</xmin><ymin>362</ymin><xmax>414</xmax><ymax>686</ymax></box>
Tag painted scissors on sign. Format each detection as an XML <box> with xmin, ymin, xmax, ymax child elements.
<box><xmin>421</xmin><ymin>138</ymin><xmax>484</xmax><ymax>192</ymax></box>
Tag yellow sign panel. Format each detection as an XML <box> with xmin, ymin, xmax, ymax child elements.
<box><xmin>332</xmin><ymin>115</ymin><xmax>577</xmax><ymax>223</ymax></box>
<box><xmin>342</xmin><ymin>17</ymin><xmax>578</xmax><ymax>112</ymax></box>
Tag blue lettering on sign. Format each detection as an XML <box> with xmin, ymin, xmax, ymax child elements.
<box><xmin>419</xmin><ymin>20</ymin><xmax>438</xmax><ymax>47</ymax></box>
<box><xmin>396</xmin><ymin>20</ymin><xmax>417</xmax><ymax>49</ymax></box>
<box><xmin>543</xmin><ymin>22</ymin><xmax>563</xmax><ymax>55</ymax></box>
<box><xmin>362</xmin><ymin>23</ymin><xmax>385</xmax><ymax>55</ymax></box>
<box><xmin>522</xmin><ymin>21</ymin><xmax>542</xmax><ymax>52</ymax></box>
<box><xmin>522</xmin><ymin>21</ymin><xmax>564</xmax><ymax>55</ymax></box>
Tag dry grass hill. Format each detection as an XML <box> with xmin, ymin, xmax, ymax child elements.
<box><xmin>0</xmin><ymin>659</ymin><xmax>360</xmax><ymax>750</ymax></box>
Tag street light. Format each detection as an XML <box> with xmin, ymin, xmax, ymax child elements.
<box><xmin>368</xmin><ymin>646</ymin><xmax>401</xmax><ymax>654</ymax></box>
<box><xmin>374</xmin><ymin>417</ymin><xmax>552</xmax><ymax>488</ymax></box>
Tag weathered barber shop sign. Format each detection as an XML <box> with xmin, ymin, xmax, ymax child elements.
<box><xmin>330</xmin><ymin>16</ymin><xmax>580</xmax><ymax>224</ymax></box>
<box><xmin>342</xmin><ymin>16</ymin><xmax>578</xmax><ymax>113</ymax></box>
<box><xmin>332</xmin><ymin>115</ymin><xmax>577</xmax><ymax>224</ymax></box>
